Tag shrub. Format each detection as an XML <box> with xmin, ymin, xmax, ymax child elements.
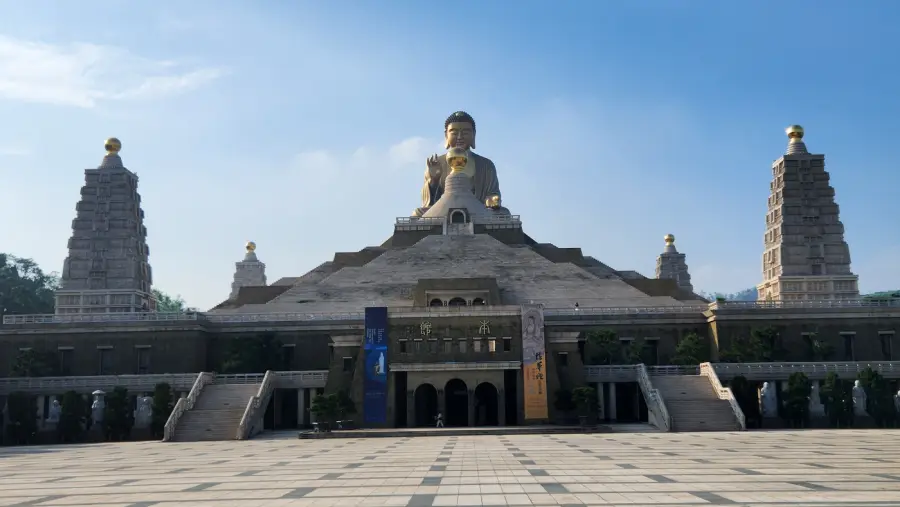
<box><xmin>784</xmin><ymin>373</ymin><xmax>811</xmax><ymax>428</ymax></box>
<box><xmin>150</xmin><ymin>383</ymin><xmax>175</xmax><ymax>438</ymax></box>
<box><xmin>5</xmin><ymin>391</ymin><xmax>38</xmax><ymax>445</ymax></box>
<box><xmin>102</xmin><ymin>387</ymin><xmax>134</xmax><ymax>441</ymax></box>
<box><xmin>571</xmin><ymin>386</ymin><xmax>597</xmax><ymax>418</ymax></box>
<box><xmin>58</xmin><ymin>391</ymin><xmax>87</xmax><ymax>443</ymax></box>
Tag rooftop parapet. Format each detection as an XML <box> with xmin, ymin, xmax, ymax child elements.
<box><xmin>3</xmin><ymin>299</ymin><xmax>897</xmax><ymax>327</ymax></box>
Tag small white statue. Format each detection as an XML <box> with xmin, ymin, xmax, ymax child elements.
<box><xmin>894</xmin><ymin>390</ymin><xmax>900</xmax><ymax>413</ymax></box>
<box><xmin>134</xmin><ymin>396</ymin><xmax>153</xmax><ymax>428</ymax></box>
<box><xmin>91</xmin><ymin>390</ymin><xmax>106</xmax><ymax>425</ymax></box>
<box><xmin>760</xmin><ymin>382</ymin><xmax>777</xmax><ymax>418</ymax></box>
<box><xmin>852</xmin><ymin>380</ymin><xmax>868</xmax><ymax>416</ymax></box>
<box><xmin>46</xmin><ymin>398</ymin><xmax>61</xmax><ymax>423</ymax></box>
<box><xmin>808</xmin><ymin>382</ymin><xmax>825</xmax><ymax>417</ymax></box>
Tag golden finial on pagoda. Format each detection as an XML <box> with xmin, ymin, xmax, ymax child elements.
<box><xmin>446</xmin><ymin>147</ymin><xmax>468</xmax><ymax>173</ymax></box>
<box><xmin>104</xmin><ymin>137</ymin><xmax>122</xmax><ymax>155</ymax></box>
<box><xmin>785</xmin><ymin>125</ymin><xmax>804</xmax><ymax>141</ymax></box>
<box><xmin>664</xmin><ymin>234</ymin><xmax>675</xmax><ymax>245</ymax></box>
<box><xmin>246</xmin><ymin>241</ymin><xmax>257</xmax><ymax>252</ymax></box>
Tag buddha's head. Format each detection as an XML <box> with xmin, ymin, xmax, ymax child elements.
<box><xmin>446</xmin><ymin>147</ymin><xmax>468</xmax><ymax>171</ymax></box>
<box><xmin>444</xmin><ymin>111</ymin><xmax>476</xmax><ymax>150</ymax></box>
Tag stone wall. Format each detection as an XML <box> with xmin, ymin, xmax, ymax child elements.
<box><xmin>714</xmin><ymin>318</ymin><xmax>899</xmax><ymax>362</ymax></box>
<box><xmin>0</xmin><ymin>329</ymin><xmax>206</xmax><ymax>377</ymax></box>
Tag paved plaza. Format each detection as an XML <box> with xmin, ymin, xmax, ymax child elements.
<box><xmin>2</xmin><ymin>430</ymin><xmax>900</xmax><ymax>507</ymax></box>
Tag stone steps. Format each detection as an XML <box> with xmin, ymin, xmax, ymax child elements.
<box><xmin>651</xmin><ymin>375</ymin><xmax>741</xmax><ymax>432</ymax></box>
<box><xmin>171</xmin><ymin>384</ymin><xmax>260</xmax><ymax>442</ymax></box>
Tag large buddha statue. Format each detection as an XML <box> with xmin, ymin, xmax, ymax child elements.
<box><xmin>415</xmin><ymin>111</ymin><xmax>507</xmax><ymax>217</ymax></box>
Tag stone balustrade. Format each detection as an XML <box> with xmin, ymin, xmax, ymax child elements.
<box><xmin>0</xmin><ymin>370</ymin><xmax>328</xmax><ymax>395</ymax></box>
<box><xmin>4</xmin><ymin>299</ymin><xmax>896</xmax><ymax>327</ymax></box>
<box><xmin>583</xmin><ymin>361</ymin><xmax>900</xmax><ymax>382</ymax></box>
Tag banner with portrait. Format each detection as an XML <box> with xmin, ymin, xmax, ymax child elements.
<box><xmin>521</xmin><ymin>304</ymin><xmax>548</xmax><ymax>420</ymax></box>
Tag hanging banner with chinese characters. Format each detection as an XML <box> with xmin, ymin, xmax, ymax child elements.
<box><xmin>363</xmin><ymin>307</ymin><xmax>389</xmax><ymax>424</ymax></box>
<box><xmin>521</xmin><ymin>304</ymin><xmax>548</xmax><ymax>420</ymax></box>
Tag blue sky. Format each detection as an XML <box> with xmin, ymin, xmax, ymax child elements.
<box><xmin>1</xmin><ymin>1</ymin><xmax>898</xmax><ymax>310</ymax></box>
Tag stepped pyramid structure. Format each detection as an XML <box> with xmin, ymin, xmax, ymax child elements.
<box><xmin>229</xmin><ymin>241</ymin><xmax>267</xmax><ymax>300</ymax></box>
<box><xmin>756</xmin><ymin>126</ymin><xmax>860</xmax><ymax>302</ymax></box>
<box><xmin>54</xmin><ymin>138</ymin><xmax>156</xmax><ymax>314</ymax></box>
<box><xmin>655</xmin><ymin>234</ymin><xmax>694</xmax><ymax>293</ymax></box>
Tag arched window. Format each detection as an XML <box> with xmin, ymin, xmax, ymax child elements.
<box><xmin>448</xmin><ymin>297</ymin><xmax>467</xmax><ymax>307</ymax></box>
<box><xmin>472</xmin><ymin>298</ymin><xmax>486</xmax><ymax>306</ymax></box>
<box><xmin>429</xmin><ymin>298</ymin><xmax>444</xmax><ymax>307</ymax></box>
<box><xmin>450</xmin><ymin>210</ymin><xmax>466</xmax><ymax>224</ymax></box>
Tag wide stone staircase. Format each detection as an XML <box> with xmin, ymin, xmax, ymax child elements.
<box><xmin>170</xmin><ymin>383</ymin><xmax>261</xmax><ymax>442</ymax></box>
<box><xmin>650</xmin><ymin>375</ymin><xmax>742</xmax><ymax>432</ymax></box>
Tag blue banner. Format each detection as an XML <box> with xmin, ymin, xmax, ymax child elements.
<box><xmin>363</xmin><ymin>307</ymin><xmax>389</xmax><ymax>424</ymax></box>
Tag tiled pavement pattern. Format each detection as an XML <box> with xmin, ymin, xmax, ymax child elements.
<box><xmin>2</xmin><ymin>430</ymin><xmax>900</xmax><ymax>506</ymax></box>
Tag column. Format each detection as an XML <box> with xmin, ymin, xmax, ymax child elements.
<box><xmin>596</xmin><ymin>383</ymin><xmax>605</xmax><ymax>421</ymax></box>
<box><xmin>36</xmin><ymin>395</ymin><xmax>45</xmax><ymax>430</ymax></box>
<box><xmin>273</xmin><ymin>390</ymin><xmax>282</xmax><ymax>430</ymax></box>
<box><xmin>467</xmin><ymin>390</ymin><xmax>475</xmax><ymax>427</ymax></box>
<box><xmin>297</xmin><ymin>388</ymin><xmax>307</xmax><ymax>428</ymax></box>
<box><xmin>498</xmin><ymin>388</ymin><xmax>506</xmax><ymax>426</ymax></box>
<box><xmin>608</xmin><ymin>383</ymin><xmax>617</xmax><ymax>421</ymax></box>
<box><xmin>407</xmin><ymin>390</ymin><xmax>415</xmax><ymax>427</ymax></box>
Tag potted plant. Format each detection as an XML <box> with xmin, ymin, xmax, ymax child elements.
<box><xmin>571</xmin><ymin>386</ymin><xmax>597</xmax><ymax>427</ymax></box>
<box><xmin>310</xmin><ymin>393</ymin><xmax>339</xmax><ymax>432</ymax></box>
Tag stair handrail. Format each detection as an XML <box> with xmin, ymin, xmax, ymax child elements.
<box><xmin>237</xmin><ymin>369</ymin><xmax>275</xmax><ymax>440</ymax></box>
<box><xmin>700</xmin><ymin>362</ymin><xmax>746</xmax><ymax>430</ymax></box>
<box><xmin>635</xmin><ymin>364</ymin><xmax>672</xmax><ymax>432</ymax></box>
<box><xmin>163</xmin><ymin>371</ymin><xmax>214</xmax><ymax>442</ymax></box>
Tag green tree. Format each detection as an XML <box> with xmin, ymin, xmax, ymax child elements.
<box><xmin>153</xmin><ymin>289</ymin><xmax>197</xmax><ymax>312</ymax></box>
<box><xmin>102</xmin><ymin>387</ymin><xmax>134</xmax><ymax>441</ymax></box>
<box><xmin>585</xmin><ymin>329</ymin><xmax>620</xmax><ymax>365</ymax></box>
<box><xmin>857</xmin><ymin>367</ymin><xmax>897</xmax><ymax>428</ymax></box>
<box><xmin>5</xmin><ymin>391</ymin><xmax>38</xmax><ymax>445</ymax></box>
<box><xmin>11</xmin><ymin>349</ymin><xmax>60</xmax><ymax>377</ymax></box>
<box><xmin>671</xmin><ymin>333</ymin><xmax>710</xmax><ymax>365</ymax></box>
<box><xmin>621</xmin><ymin>339</ymin><xmax>646</xmax><ymax>364</ymax></box>
<box><xmin>0</xmin><ymin>254</ymin><xmax>58</xmax><ymax>316</ymax></box>
<box><xmin>150</xmin><ymin>383</ymin><xmax>175</xmax><ymax>438</ymax></box>
<box><xmin>719</xmin><ymin>328</ymin><xmax>776</xmax><ymax>363</ymax></box>
<box><xmin>310</xmin><ymin>393</ymin><xmax>340</xmax><ymax>432</ymax></box>
<box><xmin>57</xmin><ymin>391</ymin><xmax>87</xmax><ymax>443</ymax></box>
<box><xmin>804</xmin><ymin>332</ymin><xmax>834</xmax><ymax>361</ymax></box>
<box><xmin>821</xmin><ymin>373</ymin><xmax>853</xmax><ymax>428</ymax></box>
<box><xmin>784</xmin><ymin>372</ymin><xmax>812</xmax><ymax>428</ymax></box>
<box><xmin>219</xmin><ymin>333</ymin><xmax>285</xmax><ymax>373</ymax></box>
<box><xmin>571</xmin><ymin>386</ymin><xmax>597</xmax><ymax>420</ymax></box>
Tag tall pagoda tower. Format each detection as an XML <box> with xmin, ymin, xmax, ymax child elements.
<box><xmin>54</xmin><ymin>138</ymin><xmax>157</xmax><ymax>314</ymax></box>
<box><xmin>756</xmin><ymin>126</ymin><xmax>859</xmax><ymax>302</ymax></box>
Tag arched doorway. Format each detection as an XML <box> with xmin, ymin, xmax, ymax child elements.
<box><xmin>448</xmin><ymin>297</ymin><xmax>466</xmax><ymax>307</ymax></box>
<box><xmin>474</xmin><ymin>382</ymin><xmax>499</xmax><ymax>426</ymax></box>
<box><xmin>428</xmin><ymin>298</ymin><xmax>443</xmax><ymax>307</ymax></box>
<box><xmin>414</xmin><ymin>384</ymin><xmax>438</xmax><ymax>427</ymax></box>
<box><xmin>444</xmin><ymin>379</ymin><xmax>469</xmax><ymax>426</ymax></box>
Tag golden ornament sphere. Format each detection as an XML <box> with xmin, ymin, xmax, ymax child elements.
<box><xmin>785</xmin><ymin>125</ymin><xmax>804</xmax><ymax>139</ymax></box>
<box><xmin>104</xmin><ymin>137</ymin><xmax>122</xmax><ymax>154</ymax></box>
<box><xmin>664</xmin><ymin>234</ymin><xmax>675</xmax><ymax>244</ymax></box>
<box><xmin>246</xmin><ymin>241</ymin><xmax>257</xmax><ymax>252</ymax></box>
<box><xmin>446</xmin><ymin>147</ymin><xmax>468</xmax><ymax>172</ymax></box>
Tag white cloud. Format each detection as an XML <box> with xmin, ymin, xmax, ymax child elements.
<box><xmin>388</xmin><ymin>136</ymin><xmax>436</xmax><ymax>168</ymax></box>
<box><xmin>0</xmin><ymin>35</ymin><xmax>225</xmax><ymax>108</ymax></box>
